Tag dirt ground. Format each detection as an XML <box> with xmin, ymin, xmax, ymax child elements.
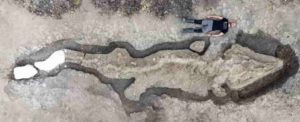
<box><xmin>0</xmin><ymin>0</ymin><xmax>300</xmax><ymax>121</ymax></box>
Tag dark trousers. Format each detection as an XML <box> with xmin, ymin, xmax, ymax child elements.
<box><xmin>194</xmin><ymin>20</ymin><xmax>202</xmax><ymax>24</ymax></box>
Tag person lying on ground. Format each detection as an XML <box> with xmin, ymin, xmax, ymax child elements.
<box><xmin>182</xmin><ymin>15</ymin><xmax>236</xmax><ymax>37</ymax></box>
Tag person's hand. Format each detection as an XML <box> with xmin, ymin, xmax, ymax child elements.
<box><xmin>212</xmin><ymin>33</ymin><xmax>224</xmax><ymax>37</ymax></box>
<box><xmin>206</xmin><ymin>33</ymin><xmax>213</xmax><ymax>36</ymax></box>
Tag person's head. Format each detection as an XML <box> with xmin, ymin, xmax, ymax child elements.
<box><xmin>229</xmin><ymin>21</ymin><xmax>237</xmax><ymax>28</ymax></box>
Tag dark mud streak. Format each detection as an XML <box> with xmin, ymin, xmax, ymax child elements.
<box><xmin>15</xmin><ymin>37</ymin><xmax>210</xmax><ymax>66</ymax></box>
<box><xmin>236</xmin><ymin>30</ymin><xmax>281</xmax><ymax>56</ymax></box>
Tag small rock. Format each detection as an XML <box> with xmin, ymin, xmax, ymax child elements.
<box><xmin>189</xmin><ymin>41</ymin><xmax>205</xmax><ymax>53</ymax></box>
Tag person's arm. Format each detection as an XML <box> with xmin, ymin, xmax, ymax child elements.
<box><xmin>205</xmin><ymin>15</ymin><xmax>223</xmax><ymax>20</ymax></box>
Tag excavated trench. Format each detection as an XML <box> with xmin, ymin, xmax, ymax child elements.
<box><xmin>9</xmin><ymin>32</ymin><xmax>298</xmax><ymax>115</ymax></box>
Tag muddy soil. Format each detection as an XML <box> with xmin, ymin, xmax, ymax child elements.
<box><xmin>0</xmin><ymin>0</ymin><xmax>300</xmax><ymax>122</ymax></box>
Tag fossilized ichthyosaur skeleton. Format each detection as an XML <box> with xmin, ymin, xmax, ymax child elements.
<box><xmin>10</xmin><ymin>33</ymin><xmax>298</xmax><ymax>114</ymax></box>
